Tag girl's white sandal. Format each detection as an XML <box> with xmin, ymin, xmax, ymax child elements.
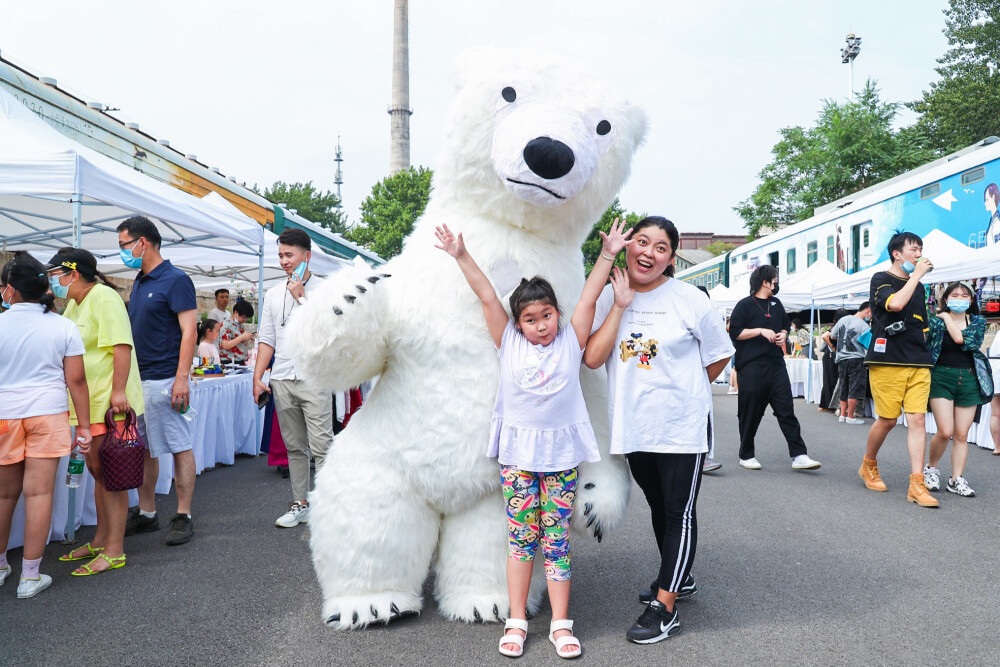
<box><xmin>549</xmin><ymin>619</ymin><xmax>582</xmax><ymax>659</ymax></box>
<box><xmin>498</xmin><ymin>618</ymin><xmax>529</xmax><ymax>658</ymax></box>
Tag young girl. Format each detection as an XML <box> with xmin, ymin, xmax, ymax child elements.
<box><xmin>924</xmin><ymin>282</ymin><xmax>992</xmax><ymax>497</ymax></box>
<box><xmin>435</xmin><ymin>219</ymin><xmax>630</xmax><ymax>660</ymax></box>
<box><xmin>197</xmin><ymin>319</ymin><xmax>222</xmax><ymax>366</ymax></box>
<box><xmin>0</xmin><ymin>252</ymin><xmax>92</xmax><ymax>598</ymax></box>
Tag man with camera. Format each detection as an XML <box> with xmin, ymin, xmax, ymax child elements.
<box><xmin>859</xmin><ymin>231</ymin><xmax>937</xmax><ymax>507</ymax></box>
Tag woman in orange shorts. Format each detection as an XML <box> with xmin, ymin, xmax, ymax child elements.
<box><xmin>47</xmin><ymin>248</ymin><xmax>144</xmax><ymax>576</ymax></box>
<box><xmin>0</xmin><ymin>253</ymin><xmax>92</xmax><ymax>599</ymax></box>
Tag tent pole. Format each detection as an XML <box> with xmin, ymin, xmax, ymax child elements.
<box><xmin>807</xmin><ymin>298</ymin><xmax>816</xmax><ymax>403</ymax></box>
<box><xmin>72</xmin><ymin>194</ymin><xmax>82</xmax><ymax>248</ymax></box>
<box><xmin>255</xmin><ymin>244</ymin><xmax>264</xmax><ymax>455</ymax></box>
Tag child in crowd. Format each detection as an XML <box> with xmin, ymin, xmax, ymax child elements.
<box><xmin>196</xmin><ymin>319</ymin><xmax>222</xmax><ymax>366</ymax></box>
<box><xmin>435</xmin><ymin>219</ymin><xmax>630</xmax><ymax>659</ymax></box>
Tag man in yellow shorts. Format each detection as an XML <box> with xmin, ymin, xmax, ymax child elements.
<box><xmin>859</xmin><ymin>231</ymin><xmax>937</xmax><ymax>507</ymax></box>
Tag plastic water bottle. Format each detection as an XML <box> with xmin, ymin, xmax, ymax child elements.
<box><xmin>66</xmin><ymin>442</ymin><xmax>85</xmax><ymax>488</ymax></box>
<box><xmin>161</xmin><ymin>387</ymin><xmax>197</xmax><ymax>422</ymax></box>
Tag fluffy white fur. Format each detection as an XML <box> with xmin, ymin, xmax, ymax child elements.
<box><xmin>286</xmin><ymin>50</ymin><xmax>646</xmax><ymax>629</ymax></box>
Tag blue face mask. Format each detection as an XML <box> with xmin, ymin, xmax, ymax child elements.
<box><xmin>1</xmin><ymin>285</ymin><xmax>10</xmax><ymax>310</ymax></box>
<box><xmin>49</xmin><ymin>274</ymin><xmax>70</xmax><ymax>299</ymax></box>
<box><xmin>120</xmin><ymin>239</ymin><xmax>144</xmax><ymax>269</ymax></box>
<box><xmin>900</xmin><ymin>260</ymin><xmax>916</xmax><ymax>274</ymax></box>
<box><xmin>947</xmin><ymin>299</ymin><xmax>970</xmax><ymax>313</ymax></box>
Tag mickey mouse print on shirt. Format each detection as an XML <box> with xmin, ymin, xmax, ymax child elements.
<box><xmin>619</xmin><ymin>332</ymin><xmax>658</xmax><ymax>369</ymax></box>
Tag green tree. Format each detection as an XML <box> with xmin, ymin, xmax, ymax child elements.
<box><xmin>262</xmin><ymin>181</ymin><xmax>347</xmax><ymax>234</ymax></box>
<box><xmin>582</xmin><ymin>199</ymin><xmax>644</xmax><ymax>274</ymax></box>
<box><xmin>736</xmin><ymin>81</ymin><xmax>935</xmax><ymax>237</ymax></box>
<box><xmin>346</xmin><ymin>167</ymin><xmax>433</xmax><ymax>260</ymax></box>
<box><xmin>909</xmin><ymin>0</ymin><xmax>1000</xmax><ymax>153</ymax></box>
<box><xmin>703</xmin><ymin>241</ymin><xmax>737</xmax><ymax>256</ymax></box>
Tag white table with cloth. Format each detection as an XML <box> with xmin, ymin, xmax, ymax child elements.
<box><xmin>6</xmin><ymin>372</ymin><xmax>257</xmax><ymax>550</ymax></box>
<box><xmin>785</xmin><ymin>357</ymin><xmax>824</xmax><ymax>403</ymax></box>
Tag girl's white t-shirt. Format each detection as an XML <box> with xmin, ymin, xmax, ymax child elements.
<box><xmin>489</xmin><ymin>321</ymin><xmax>600</xmax><ymax>472</ymax></box>
<box><xmin>988</xmin><ymin>332</ymin><xmax>1000</xmax><ymax>389</ymax></box>
<box><xmin>197</xmin><ymin>341</ymin><xmax>221</xmax><ymax>366</ymax></box>
<box><xmin>0</xmin><ymin>303</ymin><xmax>85</xmax><ymax>419</ymax></box>
<box><xmin>592</xmin><ymin>278</ymin><xmax>734</xmax><ymax>455</ymax></box>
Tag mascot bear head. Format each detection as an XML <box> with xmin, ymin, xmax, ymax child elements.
<box><xmin>432</xmin><ymin>50</ymin><xmax>648</xmax><ymax>245</ymax></box>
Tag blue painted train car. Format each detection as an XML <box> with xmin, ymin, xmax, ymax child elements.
<box><xmin>678</xmin><ymin>137</ymin><xmax>1000</xmax><ymax>289</ymax></box>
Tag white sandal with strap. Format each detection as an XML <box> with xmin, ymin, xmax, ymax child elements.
<box><xmin>549</xmin><ymin>619</ymin><xmax>582</xmax><ymax>659</ymax></box>
<box><xmin>499</xmin><ymin>618</ymin><xmax>529</xmax><ymax>658</ymax></box>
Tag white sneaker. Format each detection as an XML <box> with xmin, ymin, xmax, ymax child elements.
<box><xmin>0</xmin><ymin>565</ymin><xmax>11</xmax><ymax>586</ymax></box>
<box><xmin>845</xmin><ymin>417</ymin><xmax>865</xmax><ymax>425</ymax></box>
<box><xmin>739</xmin><ymin>457</ymin><xmax>762</xmax><ymax>470</ymax></box>
<box><xmin>838</xmin><ymin>416</ymin><xmax>846</xmax><ymax>423</ymax></box>
<box><xmin>947</xmin><ymin>476</ymin><xmax>975</xmax><ymax>497</ymax></box>
<box><xmin>17</xmin><ymin>574</ymin><xmax>52</xmax><ymax>599</ymax></box>
<box><xmin>792</xmin><ymin>455</ymin><xmax>821</xmax><ymax>470</ymax></box>
<box><xmin>275</xmin><ymin>501</ymin><xmax>310</xmax><ymax>528</ymax></box>
<box><xmin>923</xmin><ymin>465</ymin><xmax>941</xmax><ymax>492</ymax></box>
<box><xmin>703</xmin><ymin>459</ymin><xmax>723</xmax><ymax>473</ymax></box>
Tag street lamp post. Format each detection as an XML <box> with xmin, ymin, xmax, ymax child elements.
<box><xmin>841</xmin><ymin>33</ymin><xmax>862</xmax><ymax>103</ymax></box>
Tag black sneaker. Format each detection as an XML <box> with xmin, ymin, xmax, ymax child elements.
<box><xmin>124</xmin><ymin>507</ymin><xmax>160</xmax><ymax>536</ymax></box>
<box><xmin>626</xmin><ymin>599</ymin><xmax>681</xmax><ymax>644</ymax></box>
<box><xmin>639</xmin><ymin>574</ymin><xmax>697</xmax><ymax>603</ymax></box>
<box><xmin>164</xmin><ymin>513</ymin><xmax>194</xmax><ymax>546</ymax></box>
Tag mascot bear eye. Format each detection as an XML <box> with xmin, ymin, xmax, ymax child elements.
<box><xmin>501</xmin><ymin>87</ymin><xmax>517</xmax><ymax>103</ymax></box>
<box><xmin>596</xmin><ymin>120</ymin><xmax>612</xmax><ymax>136</ymax></box>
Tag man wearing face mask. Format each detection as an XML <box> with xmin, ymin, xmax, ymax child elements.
<box><xmin>116</xmin><ymin>216</ymin><xmax>200</xmax><ymax>544</ymax></box>
<box><xmin>823</xmin><ymin>302</ymin><xmax>872</xmax><ymax>425</ymax></box>
<box><xmin>729</xmin><ymin>265</ymin><xmax>821</xmax><ymax>471</ymax></box>
<box><xmin>859</xmin><ymin>230</ymin><xmax>937</xmax><ymax>507</ymax></box>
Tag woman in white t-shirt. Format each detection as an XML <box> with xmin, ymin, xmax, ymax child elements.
<box><xmin>585</xmin><ymin>217</ymin><xmax>734</xmax><ymax>645</ymax></box>
<box><xmin>196</xmin><ymin>319</ymin><xmax>222</xmax><ymax>366</ymax></box>
<box><xmin>988</xmin><ymin>330</ymin><xmax>1000</xmax><ymax>456</ymax></box>
<box><xmin>436</xmin><ymin>219</ymin><xmax>629</xmax><ymax>659</ymax></box>
<box><xmin>0</xmin><ymin>252</ymin><xmax>92</xmax><ymax>599</ymax></box>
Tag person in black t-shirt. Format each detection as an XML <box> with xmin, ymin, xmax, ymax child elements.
<box><xmin>728</xmin><ymin>265</ymin><xmax>821</xmax><ymax>472</ymax></box>
<box><xmin>859</xmin><ymin>230</ymin><xmax>938</xmax><ymax>507</ymax></box>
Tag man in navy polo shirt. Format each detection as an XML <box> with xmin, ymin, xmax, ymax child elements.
<box><xmin>117</xmin><ymin>215</ymin><xmax>199</xmax><ymax>546</ymax></box>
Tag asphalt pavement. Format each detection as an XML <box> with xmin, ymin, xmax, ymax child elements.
<box><xmin>4</xmin><ymin>385</ymin><xmax>1000</xmax><ymax>666</ymax></box>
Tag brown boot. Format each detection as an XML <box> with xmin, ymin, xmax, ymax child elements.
<box><xmin>858</xmin><ymin>456</ymin><xmax>887</xmax><ymax>492</ymax></box>
<box><xmin>908</xmin><ymin>473</ymin><xmax>939</xmax><ymax>507</ymax></box>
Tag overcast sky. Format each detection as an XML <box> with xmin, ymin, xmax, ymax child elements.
<box><xmin>3</xmin><ymin>1</ymin><xmax>951</xmax><ymax>235</ymax></box>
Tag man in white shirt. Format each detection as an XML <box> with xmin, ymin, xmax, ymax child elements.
<box><xmin>207</xmin><ymin>289</ymin><xmax>230</xmax><ymax>325</ymax></box>
<box><xmin>253</xmin><ymin>229</ymin><xmax>333</xmax><ymax>528</ymax></box>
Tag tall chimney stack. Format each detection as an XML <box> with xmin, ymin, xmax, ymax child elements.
<box><xmin>389</xmin><ymin>0</ymin><xmax>412</xmax><ymax>175</ymax></box>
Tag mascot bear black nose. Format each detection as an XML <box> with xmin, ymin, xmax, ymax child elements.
<box><xmin>523</xmin><ymin>136</ymin><xmax>575</xmax><ymax>180</ymax></box>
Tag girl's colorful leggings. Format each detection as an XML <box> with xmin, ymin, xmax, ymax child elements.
<box><xmin>500</xmin><ymin>465</ymin><xmax>578</xmax><ymax>582</ymax></box>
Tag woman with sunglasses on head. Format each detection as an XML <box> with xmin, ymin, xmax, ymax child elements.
<box><xmin>0</xmin><ymin>252</ymin><xmax>92</xmax><ymax>598</ymax></box>
<box><xmin>46</xmin><ymin>247</ymin><xmax>145</xmax><ymax>575</ymax></box>
<box><xmin>923</xmin><ymin>282</ymin><xmax>992</xmax><ymax>498</ymax></box>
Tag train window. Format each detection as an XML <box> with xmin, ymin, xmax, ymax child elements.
<box><xmin>826</xmin><ymin>236</ymin><xmax>834</xmax><ymax>262</ymax></box>
<box><xmin>787</xmin><ymin>248</ymin><xmax>796</xmax><ymax>274</ymax></box>
<box><xmin>920</xmin><ymin>183</ymin><xmax>940</xmax><ymax>199</ymax></box>
<box><xmin>731</xmin><ymin>257</ymin><xmax>737</xmax><ymax>264</ymax></box>
<box><xmin>807</xmin><ymin>241</ymin><xmax>817</xmax><ymax>267</ymax></box>
<box><xmin>863</xmin><ymin>229</ymin><xmax>870</xmax><ymax>247</ymax></box>
<box><xmin>741</xmin><ymin>253</ymin><xmax>747</xmax><ymax>260</ymax></box>
<box><xmin>962</xmin><ymin>167</ymin><xmax>985</xmax><ymax>186</ymax></box>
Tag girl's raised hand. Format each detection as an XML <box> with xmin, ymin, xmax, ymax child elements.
<box><xmin>599</xmin><ymin>217</ymin><xmax>633</xmax><ymax>257</ymax></box>
<box><xmin>610</xmin><ymin>267</ymin><xmax>634</xmax><ymax>309</ymax></box>
<box><xmin>434</xmin><ymin>224</ymin><xmax>466</xmax><ymax>258</ymax></box>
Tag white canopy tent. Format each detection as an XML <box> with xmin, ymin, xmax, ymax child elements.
<box><xmin>0</xmin><ymin>86</ymin><xmax>264</xmax><ymax>260</ymax></box>
<box><xmin>779</xmin><ymin>258</ymin><xmax>852</xmax><ymax>310</ymax></box>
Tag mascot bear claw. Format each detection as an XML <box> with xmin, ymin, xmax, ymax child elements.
<box><xmin>287</xmin><ymin>50</ymin><xmax>647</xmax><ymax>629</ymax></box>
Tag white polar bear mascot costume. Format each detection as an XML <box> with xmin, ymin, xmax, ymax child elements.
<box><xmin>287</xmin><ymin>51</ymin><xmax>646</xmax><ymax>629</ymax></box>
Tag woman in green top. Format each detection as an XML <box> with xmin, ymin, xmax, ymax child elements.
<box><xmin>46</xmin><ymin>248</ymin><xmax>145</xmax><ymax>575</ymax></box>
<box><xmin>924</xmin><ymin>283</ymin><xmax>993</xmax><ymax>498</ymax></box>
